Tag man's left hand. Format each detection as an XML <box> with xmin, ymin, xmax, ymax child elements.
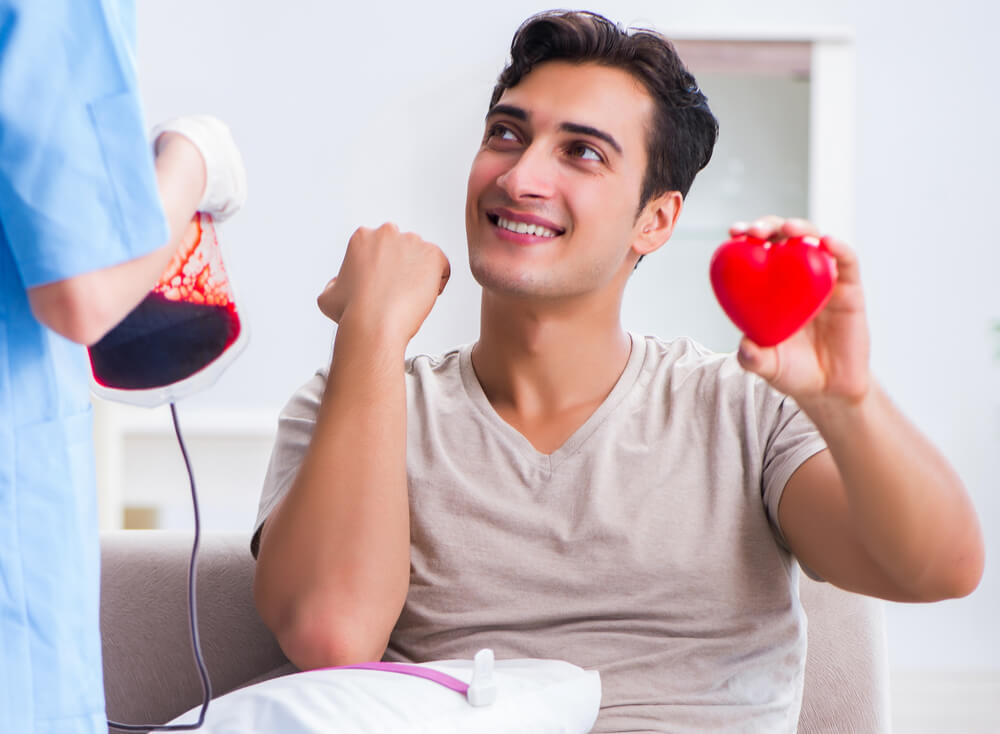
<box><xmin>731</xmin><ymin>216</ymin><xmax>870</xmax><ymax>405</ymax></box>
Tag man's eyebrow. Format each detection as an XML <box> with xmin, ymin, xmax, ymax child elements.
<box><xmin>485</xmin><ymin>104</ymin><xmax>623</xmax><ymax>155</ymax></box>
<box><xmin>485</xmin><ymin>103</ymin><xmax>528</xmax><ymax>122</ymax></box>
<box><xmin>559</xmin><ymin>122</ymin><xmax>622</xmax><ymax>155</ymax></box>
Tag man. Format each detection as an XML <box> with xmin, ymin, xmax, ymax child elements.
<box><xmin>0</xmin><ymin>2</ymin><xmax>245</xmax><ymax>732</ymax></box>
<box><xmin>252</xmin><ymin>10</ymin><xmax>983</xmax><ymax>732</ymax></box>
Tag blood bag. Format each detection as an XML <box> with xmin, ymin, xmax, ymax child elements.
<box><xmin>89</xmin><ymin>213</ymin><xmax>248</xmax><ymax>407</ymax></box>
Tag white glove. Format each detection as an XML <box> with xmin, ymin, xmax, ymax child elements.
<box><xmin>151</xmin><ymin>115</ymin><xmax>247</xmax><ymax>222</ymax></box>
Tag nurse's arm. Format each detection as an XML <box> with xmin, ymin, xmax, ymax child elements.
<box><xmin>27</xmin><ymin>133</ymin><xmax>206</xmax><ymax>346</ymax></box>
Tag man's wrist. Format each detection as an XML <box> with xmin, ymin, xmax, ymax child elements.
<box><xmin>796</xmin><ymin>379</ymin><xmax>878</xmax><ymax>434</ymax></box>
<box><xmin>334</xmin><ymin>308</ymin><xmax>411</xmax><ymax>360</ymax></box>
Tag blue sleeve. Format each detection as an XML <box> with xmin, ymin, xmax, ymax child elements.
<box><xmin>0</xmin><ymin>0</ymin><xmax>169</xmax><ymax>288</ymax></box>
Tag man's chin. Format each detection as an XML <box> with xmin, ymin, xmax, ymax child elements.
<box><xmin>470</xmin><ymin>258</ymin><xmax>537</xmax><ymax>296</ymax></box>
<box><xmin>470</xmin><ymin>259</ymin><xmax>576</xmax><ymax>301</ymax></box>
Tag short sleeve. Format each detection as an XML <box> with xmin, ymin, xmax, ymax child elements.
<box><xmin>759</xmin><ymin>391</ymin><xmax>828</xmax><ymax>554</ymax></box>
<box><xmin>0</xmin><ymin>0</ymin><xmax>168</xmax><ymax>288</ymax></box>
<box><xmin>251</xmin><ymin>371</ymin><xmax>327</xmax><ymax>558</ymax></box>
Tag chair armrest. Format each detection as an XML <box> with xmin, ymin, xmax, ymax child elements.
<box><xmin>799</xmin><ymin>573</ymin><xmax>892</xmax><ymax>733</ymax></box>
<box><xmin>101</xmin><ymin>530</ymin><xmax>289</xmax><ymax>730</ymax></box>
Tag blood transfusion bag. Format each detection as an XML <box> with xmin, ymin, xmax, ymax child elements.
<box><xmin>89</xmin><ymin>213</ymin><xmax>247</xmax><ymax>406</ymax></box>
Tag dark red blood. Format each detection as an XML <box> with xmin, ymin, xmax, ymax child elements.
<box><xmin>89</xmin><ymin>291</ymin><xmax>241</xmax><ymax>390</ymax></box>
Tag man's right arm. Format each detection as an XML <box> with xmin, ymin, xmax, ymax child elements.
<box><xmin>253</xmin><ymin>223</ymin><xmax>450</xmax><ymax>670</ymax></box>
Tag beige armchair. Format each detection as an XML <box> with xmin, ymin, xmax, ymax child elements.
<box><xmin>100</xmin><ymin>531</ymin><xmax>891</xmax><ymax>733</ymax></box>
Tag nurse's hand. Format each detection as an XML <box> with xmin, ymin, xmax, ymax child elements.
<box><xmin>152</xmin><ymin>115</ymin><xmax>247</xmax><ymax>222</ymax></box>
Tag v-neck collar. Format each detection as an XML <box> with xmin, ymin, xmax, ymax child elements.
<box><xmin>458</xmin><ymin>333</ymin><xmax>647</xmax><ymax>472</ymax></box>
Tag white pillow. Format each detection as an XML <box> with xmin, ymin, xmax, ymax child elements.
<box><xmin>166</xmin><ymin>656</ymin><xmax>601</xmax><ymax>734</ymax></box>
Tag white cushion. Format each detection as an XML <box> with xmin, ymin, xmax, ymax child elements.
<box><xmin>166</xmin><ymin>657</ymin><xmax>601</xmax><ymax>734</ymax></box>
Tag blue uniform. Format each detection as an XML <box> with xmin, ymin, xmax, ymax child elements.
<box><xmin>0</xmin><ymin>1</ymin><xmax>168</xmax><ymax>731</ymax></box>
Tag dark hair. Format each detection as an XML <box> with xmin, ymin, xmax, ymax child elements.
<box><xmin>490</xmin><ymin>10</ymin><xmax>719</xmax><ymax>208</ymax></box>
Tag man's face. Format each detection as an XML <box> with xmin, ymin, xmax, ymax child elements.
<box><xmin>465</xmin><ymin>60</ymin><xmax>657</xmax><ymax>301</ymax></box>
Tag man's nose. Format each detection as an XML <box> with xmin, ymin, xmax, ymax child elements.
<box><xmin>496</xmin><ymin>144</ymin><xmax>556</xmax><ymax>200</ymax></box>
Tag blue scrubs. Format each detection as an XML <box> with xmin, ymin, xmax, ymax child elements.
<box><xmin>0</xmin><ymin>1</ymin><xmax>168</xmax><ymax>732</ymax></box>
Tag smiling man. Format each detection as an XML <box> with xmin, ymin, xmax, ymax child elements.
<box><xmin>251</xmin><ymin>10</ymin><xmax>983</xmax><ymax>733</ymax></box>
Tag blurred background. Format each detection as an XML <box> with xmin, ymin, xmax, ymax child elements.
<box><xmin>93</xmin><ymin>0</ymin><xmax>998</xmax><ymax>730</ymax></box>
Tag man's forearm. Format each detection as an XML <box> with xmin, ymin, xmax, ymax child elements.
<box><xmin>798</xmin><ymin>382</ymin><xmax>984</xmax><ymax>599</ymax></box>
<box><xmin>254</xmin><ymin>318</ymin><xmax>411</xmax><ymax>669</ymax></box>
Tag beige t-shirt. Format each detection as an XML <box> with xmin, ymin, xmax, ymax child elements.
<box><xmin>253</xmin><ymin>334</ymin><xmax>827</xmax><ymax>733</ymax></box>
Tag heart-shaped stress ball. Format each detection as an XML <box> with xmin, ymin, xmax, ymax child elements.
<box><xmin>709</xmin><ymin>235</ymin><xmax>838</xmax><ymax>347</ymax></box>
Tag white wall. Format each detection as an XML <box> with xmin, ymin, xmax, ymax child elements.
<box><xmin>130</xmin><ymin>0</ymin><xmax>999</xmax><ymax>700</ymax></box>
<box><xmin>844</xmin><ymin>0</ymin><xmax>1000</xmax><ymax>678</ymax></box>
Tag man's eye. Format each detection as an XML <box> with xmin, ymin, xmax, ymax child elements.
<box><xmin>487</xmin><ymin>123</ymin><xmax>518</xmax><ymax>142</ymax></box>
<box><xmin>568</xmin><ymin>142</ymin><xmax>602</xmax><ymax>162</ymax></box>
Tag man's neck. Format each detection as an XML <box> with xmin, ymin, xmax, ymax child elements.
<box><xmin>471</xmin><ymin>291</ymin><xmax>632</xmax><ymax>425</ymax></box>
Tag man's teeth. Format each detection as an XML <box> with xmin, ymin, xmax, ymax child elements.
<box><xmin>496</xmin><ymin>216</ymin><xmax>558</xmax><ymax>238</ymax></box>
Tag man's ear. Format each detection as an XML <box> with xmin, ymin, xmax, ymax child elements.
<box><xmin>633</xmin><ymin>190</ymin><xmax>683</xmax><ymax>257</ymax></box>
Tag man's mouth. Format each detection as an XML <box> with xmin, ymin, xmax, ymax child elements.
<box><xmin>486</xmin><ymin>210</ymin><xmax>565</xmax><ymax>239</ymax></box>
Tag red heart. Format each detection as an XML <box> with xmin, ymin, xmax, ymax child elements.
<box><xmin>709</xmin><ymin>235</ymin><xmax>837</xmax><ymax>347</ymax></box>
